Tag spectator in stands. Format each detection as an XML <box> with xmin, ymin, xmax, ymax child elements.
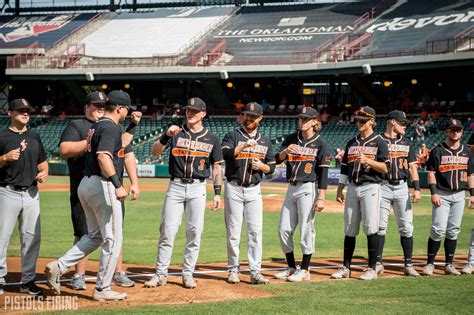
<box><xmin>416</xmin><ymin>143</ymin><xmax>429</xmax><ymax>169</ymax></box>
<box><xmin>234</xmin><ymin>100</ymin><xmax>245</xmax><ymax>113</ymax></box>
<box><xmin>415</xmin><ymin>120</ymin><xmax>426</xmax><ymax>143</ymax></box>
<box><xmin>337</xmin><ymin>110</ymin><xmax>349</xmax><ymax>125</ymax></box>
<box><xmin>334</xmin><ymin>148</ymin><xmax>344</xmax><ymax>168</ymax></box>
<box><xmin>420</xmin><ymin>109</ymin><xmax>428</xmax><ymax>120</ymax></box>
<box><xmin>432</xmin><ymin>109</ymin><xmax>441</xmax><ymax>120</ymax></box>
<box><xmin>320</xmin><ymin>111</ymin><xmax>330</xmax><ymax>125</ymax></box>
<box><xmin>261</xmin><ymin>99</ymin><xmax>270</xmax><ymax>111</ymax></box>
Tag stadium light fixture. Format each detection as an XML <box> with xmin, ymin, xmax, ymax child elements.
<box><xmin>254</xmin><ymin>82</ymin><xmax>260</xmax><ymax>89</ymax></box>
<box><xmin>124</xmin><ymin>83</ymin><xmax>131</xmax><ymax>89</ymax></box>
<box><xmin>411</xmin><ymin>79</ymin><xmax>418</xmax><ymax>85</ymax></box>
<box><xmin>101</xmin><ymin>84</ymin><xmax>108</xmax><ymax>90</ymax></box>
<box><xmin>227</xmin><ymin>82</ymin><xmax>233</xmax><ymax>88</ymax></box>
<box><xmin>383</xmin><ymin>81</ymin><xmax>392</xmax><ymax>87</ymax></box>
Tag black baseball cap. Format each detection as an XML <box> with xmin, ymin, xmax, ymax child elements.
<box><xmin>445</xmin><ymin>119</ymin><xmax>463</xmax><ymax>130</ymax></box>
<box><xmin>185</xmin><ymin>97</ymin><xmax>206</xmax><ymax>111</ymax></box>
<box><xmin>9</xmin><ymin>98</ymin><xmax>35</xmax><ymax>112</ymax></box>
<box><xmin>387</xmin><ymin>110</ymin><xmax>410</xmax><ymax>125</ymax></box>
<box><xmin>86</xmin><ymin>91</ymin><xmax>107</xmax><ymax>105</ymax></box>
<box><xmin>107</xmin><ymin>90</ymin><xmax>132</xmax><ymax>108</ymax></box>
<box><xmin>354</xmin><ymin>106</ymin><xmax>376</xmax><ymax>120</ymax></box>
<box><xmin>243</xmin><ymin>102</ymin><xmax>263</xmax><ymax>116</ymax></box>
<box><xmin>298</xmin><ymin>107</ymin><xmax>318</xmax><ymax>119</ymax></box>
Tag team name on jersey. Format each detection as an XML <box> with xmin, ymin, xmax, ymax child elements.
<box><xmin>388</xmin><ymin>144</ymin><xmax>410</xmax><ymax>158</ymax></box>
<box><xmin>236</xmin><ymin>141</ymin><xmax>268</xmax><ymax>159</ymax></box>
<box><xmin>287</xmin><ymin>145</ymin><xmax>318</xmax><ymax>162</ymax></box>
<box><xmin>347</xmin><ymin>145</ymin><xmax>377</xmax><ymax>163</ymax></box>
<box><xmin>438</xmin><ymin>155</ymin><xmax>469</xmax><ymax>172</ymax></box>
<box><xmin>172</xmin><ymin>137</ymin><xmax>214</xmax><ymax>158</ymax></box>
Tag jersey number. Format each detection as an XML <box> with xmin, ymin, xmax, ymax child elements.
<box><xmin>86</xmin><ymin>129</ymin><xmax>95</xmax><ymax>153</ymax></box>
<box><xmin>460</xmin><ymin>171</ymin><xmax>468</xmax><ymax>182</ymax></box>
<box><xmin>304</xmin><ymin>163</ymin><xmax>312</xmax><ymax>174</ymax></box>
<box><xmin>198</xmin><ymin>159</ymin><xmax>205</xmax><ymax>171</ymax></box>
<box><xmin>398</xmin><ymin>159</ymin><xmax>408</xmax><ymax>170</ymax></box>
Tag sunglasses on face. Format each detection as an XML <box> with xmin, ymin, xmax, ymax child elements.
<box><xmin>356</xmin><ymin>118</ymin><xmax>370</xmax><ymax>124</ymax></box>
<box><xmin>14</xmin><ymin>109</ymin><xmax>31</xmax><ymax>114</ymax></box>
<box><xmin>448</xmin><ymin>128</ymin><xmax>463</xmax><ymax>133</ymax></box>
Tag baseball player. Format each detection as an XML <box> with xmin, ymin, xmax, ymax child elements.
<box><xmin>45</xmin><ymin>90</ymin><xmax>134</xmax><ymax>301</ymax></box>
<box><xmin>422</xmin><ymin>119</ymin><xmax>474</xmax><ymax>276</ymax></box>
<box><xmin>331</xmin><ymin>106</ymin><xmax>390</xmax><ymax>281</ymax></box>
<box><xmin>221</xmin><ymin>102</ymin><xmax>275</xmax><ymax>285</ymax></box>
<box><xmin>145</xmin><ymin>97</ymin><xmax>223</xmax><ymax>289</ymax></box>
<box><xmin>59</xmin><ymin>91</ymin><xmax>141</xmax><ymax>290</ymax></box>
<box><xmin>273</xmin><ymin>107</ymin><xmax>330</xmax><ymax>282</ymax></box>
<box><xmin>0</xmin><ymin>98</ymin><xmax>48</xmax><ymax>296</ymax></box>
<box><xmin>461</xmin><ymin>133</ymin><xmax>474</xmax><ymax>275</ymax></box>
<box><xmin>376</xmin><ymin>110</ymin><xmax>421</xmax><ymax>277</ymax></box>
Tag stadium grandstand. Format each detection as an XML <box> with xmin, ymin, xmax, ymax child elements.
<box><xmin>0</xmin><ymin>0</ymin><xmax>473</xmax><ymax>174</ymax></box>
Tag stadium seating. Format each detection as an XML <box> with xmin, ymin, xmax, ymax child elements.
<box><xmin>360</xmin><ymin>1</ymin><xmax>474</xmax><ymax>57</ymax></box>
<box><xmin>0</xmin><ymin>14</ymin><xmax>97</xmax><ymax>50</ymax></box>
<box><xmin>80</xmin><ymin>7</ymin><xmax>234</xmax><ymax>58</ymax></box>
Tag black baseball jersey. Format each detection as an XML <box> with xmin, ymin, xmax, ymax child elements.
<box><xmin>380</xmin><ymin>134</ymin><xmax>417</xmax><ymax>181</ymax></box>
<box><xmin>275</xmin><ymin>132</ymin><xmax>330</xmax><ymax>188</ymax></box>
<box><xmin>0</xmin><ymin>128</ymin><xmax>47</xmax><ymax>187</ymax></box>
<box><xmin>167</xmin><ymin>124</ymin><xmax>223</xmax><ymax>179</ymax></box>
<box><xmin>426</xmin><ymin>142</ymin><xmax>474</xmax><ymax>192</ymax></box>
<box><xmin>84</xmin><ymin>117</ymin><xmax>124</xmax><ymax>177</ymax></box>
<box><xmin>60</xmin><ymin>118</ymin><xmax>95</xmax><ymax>195</ymax></box>
<box><xmin>341</xmin><ymin>133</ymin><xmax>390</xmax><ymax>184</ymax></box>
<box><xmin>221</xmin><ymin>127</ymin><xmax>275</xmax><ymax>185</ymax></box>
<box><xmin>469</xmin><ymin>133</ymin><xmax>474</xmax><ymax>146</ymax></box>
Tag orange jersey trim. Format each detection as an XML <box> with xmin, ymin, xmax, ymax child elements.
<box><xmin>438</xmin><ymin>164</ymin><xmax>468</xmax><ymax>172</ymax></box>
<box><xmin>172</xmin><ymin>148</ymin><xmax>209</xmax><ymax>157</ymax></box>
<box><xmin>236</xmin><ymin>152</ymin><xmax>266</xmax><ymax>160</ymax></box>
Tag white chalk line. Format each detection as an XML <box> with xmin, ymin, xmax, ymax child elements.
<box><xmin>3</xmin><ymin>261</ymin><xmax>468</xmax><ymax>286</ymax></box>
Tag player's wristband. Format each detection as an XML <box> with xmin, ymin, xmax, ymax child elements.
<box><xmin>214</xmin><ymin>185</ymin><xmax>222</xmax><ymax>196</ymax></box>
<box><xmin>125</xmin><ymin>122</ymin><xmax>137</xmax><ymax>135</ymax></box>
<box><xmin>429</xmin><ymin>184</ymin><xmax>438</xmax><ymax>195</ymax></box>
<box><xmin>413</xmin><ymin>180</ymin><xmax>420</xmax><ymax>191</ymax></box>
<box><xmin>470</xmin><ymin>188</ymin><xmax>474</xmax><ymax>196</ymax></box>
<box><xmin>159</xmin><ymin>133</ymin><xmax>171</xmax><ymax>145</ymax></box>
<box><xmin>108</xmin><ymin>174</ymin><xmax>122</xmax><ymax>189</ymax></box>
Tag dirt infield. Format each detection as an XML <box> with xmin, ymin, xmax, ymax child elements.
<box><xmin>38</xmin><ymin>182</ymin><xmax>344</xmax><ymax>213</ymax></box>
<box><xmin>0</xmin><ymin>256</ymin><xmax>466</xmax><ymax>312</ymax></box>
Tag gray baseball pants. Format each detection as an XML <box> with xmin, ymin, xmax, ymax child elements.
<box><xmin>155</xmin><ymin>179</ymin><xmax>207</xmax><ymax>276</ymax></box>
<box><xmin>278</xmin><ymin>182</ymin><xmax>316</xmax><ymax>255</ymax></box>
<box><xmin>344</xmin><ymin>183</ymin><xmax>381</xmax><ymax>237</ymax></box>
<box><xmin>225</xmin><ymin>180</ymin><xmax>263</xmax><ymax>276</ymax></box>
<box><xmin>57</xmin><ymin>175</ymin><xmax>123</xmax><ymax>290</ymax></box>
<box><xmin>430</xmin><ymin>190</ymin><xmax>465</xmax><ymax>241</ymax></box>
<box><xmin>0</xmin><ymin>185</ymin><xmax>41</xmax><ymax>285</ymax></box>
<box><xmin>378</xmin><ymin>181</ymin><xmax>413</xmax><ymax>237</ymax></box>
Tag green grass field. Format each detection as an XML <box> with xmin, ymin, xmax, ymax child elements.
<box><xmin>6</xmin><ymin>177</ymin><xmax>474</xmax><ymax>313</ymax></box>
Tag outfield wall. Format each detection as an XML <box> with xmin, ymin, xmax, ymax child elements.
<box><xmin>48</xmin><ymin>162</ymin><xmax>429</xmax><ymax>187</ymax></box>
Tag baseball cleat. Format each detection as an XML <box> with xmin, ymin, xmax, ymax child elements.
<box><xmin>71</xmin><ymin>273</ymin><xmax>87</xmax><ymax>290</ymax></box>
<box><xmin>375</xmin><ymin>262</ymin><xmax>384</xmax><ymax>275</ymax></box>
<box><xmin>227</xmin><ymin>270</ymin><xmax>240</xmax><ymax>284</ymax></box>
<box><xmin>331</xmin><ymin>266</ymin><xmax>351</xmax><ymax>279</ymax></box>
<box><xmin>422</xmin><ymin>264</ymin><xmax>434</xmax><ymax>276</ymax></box>
<box><xmin>144</xmin><ymin>274</ymin><xmax>167</xmax><ymax>288</ymax></box>
<box><xmin>445</xmin><ymin>264</ymin><xmax>461</xmax><ymax>276</ymax></box>
<box><xmin>250</xmin><ymin>273</ymin><xmax>269</xmax><ymax>285</ymax></box>
<box><xmin>274</xmin><ymin>267</ymin><xmax>296</xmax><ymax>280</ymax></box>
<box><xmin>20</xmin><ymin>281</ymin><xmax>43</xmax><ymax>296</ymax></box>
<box><xmin>404</xmin><ymin>265</ymin><xmax>420</xmax><ymax>277</ymax></box>
<box><xmin>93</xmin><ymin>287</ymin><xmax>127</xmax><ymax>301</ymax></box>
<box><xmin>359</xmin><ymin>268</ymin><xmax>378</xmax><ymax>281</ymax></box>
<box><xmin>461</xmin><ymin>263</ymin><xmax>472</xmax><ymax>275</ymax></box>
<box><xmin>45</xmin><ymin>261</ymin><xmax>62</xmax><ymax>295</ymax></box>
<box><xmin>182</xmin><ymin>275</ymin><xmax>197</xmax><ymax>289</ymax></box>
<box><xmin>287</xmin><ymin>269</ymin><xmax>311</xmax><ymax>282</ymax></box>
<box><xmin>112</xmin><ymin>271</ymin><xmax>135</xmax><ymax>287</ymax></box>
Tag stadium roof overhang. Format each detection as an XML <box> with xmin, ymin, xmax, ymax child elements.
<box><xmin>6</xmin><ymin>51</ymin><xmax>474</xmax><ymax>81</ymax></box>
